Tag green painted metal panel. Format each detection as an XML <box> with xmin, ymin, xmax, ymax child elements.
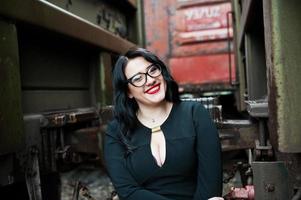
<box><xmin>270</xmin><ymin>0</ymin><xmax>301</xmax><ymax>152</ymax></box>
<box><xmin>0</xmin><ymin>20</ymin><xmax>24</xmax><ymax>154</ymax></box>
<box><xmin>231</xmin><ymin>0</ymin><xmax>246</xmax><ymax>111</ymax></box>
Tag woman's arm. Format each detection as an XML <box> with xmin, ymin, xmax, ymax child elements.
<box><xmin>192</xmin><ymin>103</ymin><xmax>222</xmax><ymax>200</ymax></box>
<box><xmin>104</xmin><ymin>123</ymin><xmax>172</xmax><ymax>200</ymax></box>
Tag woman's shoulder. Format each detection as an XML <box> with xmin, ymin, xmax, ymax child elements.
<box><xmin>176</xmin><ymin>100</ymin><xmax>209</xmax><ymax>120</ymax></box>
<box><xmin>105</xmin><ymin>119</ymin><xmax>120</xmax><ymax>138</ymax></box>
<box><xmin>178</xmin><ymin>100</ymin><xmax>206</xmax><ymax>111</ymax></box>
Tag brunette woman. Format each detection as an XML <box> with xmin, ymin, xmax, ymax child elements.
<box><xmin>104</xmin><ymin>48</ymin><xmax>222</xmax><ymax>200</ymax></box>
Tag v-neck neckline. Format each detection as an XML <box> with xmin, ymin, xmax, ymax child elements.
<box><xmin>138</xmin><ymin>103</ymin><xmax>178</xmax><ymax>169</ymax></box>
<box><xmin>147</xmin><ymin>138</ymin><xmax>168</xmax><ymax>169</ymax></box>
<box><xmin>137</xmin><ymin>102</ymin><xmax>176</xmax><ymax>132</ymax></box>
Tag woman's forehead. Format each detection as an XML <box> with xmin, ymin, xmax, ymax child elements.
<box><xmin>125</xmin><ymin>57</ymin><xmax>152</xmax><ymax>75</ymax></box>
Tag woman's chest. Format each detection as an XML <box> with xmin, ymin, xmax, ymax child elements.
<box><xmin>126</xmin><ymin>133</ymin><xmax>197</xmax><ymax>184</ymax></box>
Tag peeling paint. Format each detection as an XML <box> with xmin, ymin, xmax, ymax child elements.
<box><xmin>270</xmin><ymin>0</ymin><xmax>301</xmax><ymax>152</ymax></box>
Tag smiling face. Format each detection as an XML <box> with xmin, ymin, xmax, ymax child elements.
<box><xmin>124</xmin><ymin>56</ymin><xmax>167</xmax><ymax>107</ymax></box>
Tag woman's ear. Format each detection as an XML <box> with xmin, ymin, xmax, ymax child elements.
<box><xmin>128</xmin><ymin>92</ymin><xmax>133</xmax><ymax>99</ymax></box>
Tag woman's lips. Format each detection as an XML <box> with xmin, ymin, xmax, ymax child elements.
<box><xmin>145</xmin><ymin>83</ymin><xmax>160</xmax><ymax>94</ymax></box>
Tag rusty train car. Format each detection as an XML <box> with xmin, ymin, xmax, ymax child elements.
<box><xmin>144</xmin><ymin>0</ymin><xmax>301</xmax><ymax>199</ymax></box>
<box><xmin>0</xmin><ymin>0</ymin><xmax>144</xmax><ymax>199</ymax></box>
<box><xmin>1</xmin><ymin>0</ymin><xmax>301</xmax><ymax>200</ymax></box>
<box><xmin>144</xmin><ymin>0</ymin><xmax>236</xmax><ymax>94</ymax></box>
<box><xmin>229</xmin><ymin>0</ymin><xmax>301</xmax><ymax>199</ymax></box>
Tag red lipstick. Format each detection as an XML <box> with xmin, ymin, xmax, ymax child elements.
<box><xmin>145</xmin><ymin>83</ymin><xmax>160</xmax><ymax>94</ymax></box>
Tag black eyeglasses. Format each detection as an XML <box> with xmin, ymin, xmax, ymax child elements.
<box><xmin>127</xmin><ymin>64</ymin><xmax>162</xmax><ymax>87</ymax></box>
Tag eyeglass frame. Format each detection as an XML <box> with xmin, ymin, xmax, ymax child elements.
<box><xmin>126</xmin><ymin>63</ymin><xmax>162</xmax><ymax>87</ymax></box>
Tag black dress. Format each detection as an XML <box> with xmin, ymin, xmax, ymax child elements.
<box><xmin>104</xmin><ymin>101</ymin><xmax>222</xmax><ymax>200</ymax></box>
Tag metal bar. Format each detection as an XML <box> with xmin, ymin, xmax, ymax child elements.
<box><xmin>0</xmin><ymin>0</ymin><xmax>135</xmax><ymax>54</ymax></box>
<box><xmin>238</xmin><ymin>0</ymin><xmax>254</xmax><ymax>49</ymax></box>
<box><xmin>227</xmin><ymin>11</ymin><xmax>233</xmax><ymax>85</ymax></box>
<box><xmin>49</xmin><ymin>128</ymin><xmax>57</xmax><ymax>172</ymax></box>
<box><xmin>258</xmin><ymin>120</ymin><xmax>267</xmax><ymax>146</ymax></box>
<box><xmin>25</xmin><ymin>147</ymin><xmax>43</xmax><ymax>200</ymax></box>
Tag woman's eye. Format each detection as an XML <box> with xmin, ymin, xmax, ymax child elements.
<box><xmin>132</xmin><ymin>75</ymin><xmax>143</xmax><ymax>83</ymax></box>
<box><xmin>149</xmin><ymin>66</ymin><xmax>158</xmax><ymax>74</ymax></box>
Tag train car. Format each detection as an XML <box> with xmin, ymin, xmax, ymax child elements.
<box><xmin>142</xmin><ymin>0</ymin><xmax>250</xmax><ymax>159</ymax></box>
<box><xmin>144</xmin><ymin>0</ymin><xmax>236</xmax><ymax>95</ymax></box>
<box><xmin>144</xmin><ymin>0</ymin><xmax>301</xmax><ymax>199</ymax></box>
<box><xmin>1</xmin><ymin>0</ymin><xmax>301</xmax><ymax>199</ymax></box>
<box><xmin>143</xmin><ymin>0</ymin><xmax>254</xmax><ymax>196</ymax></box>
<box><xmin>229</xmin><ymin>0</ymin><xmax>301</xmax><ymax>199</ymax></box>
<box><xmin>0</xmin><ymin>0</ymin><xmax>143</xmax><ymax>199</ymax></box>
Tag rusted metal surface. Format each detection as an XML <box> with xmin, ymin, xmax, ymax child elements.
<box><xmin>0</xmin><ymin>0</ymin><xmax>140</xmax><ymax>197</ymax></box>
<box><xmin>173</xmin><ymin>2</ymin><xmax>232</xmax><ymax>44</ymax></box>
<box><xmin>143</xmin><ymin>0</ymin><xmax>171</xmax><ymax>63</ymax></box>
<box><xmin>176</xmin><ymin>0</ymin><xmax>228</xmax><ymax>8</ymax></box>
<box><xmin>263</xmin><ymin>0</ymin><xmax>279</xmax><ymax>150</ymax></box>
<box><xmin>217</xmin><ymin>120</ymin><xmax>257</xmax><ymax>151</ymax></box>
<box><xmin>276</xmin><ymin>152</ymin><xmax>301</xmax><ymax>188</ymax></box>
<box><xmin>47</xmin><ymin>0</ymin><xmax>129</xmax><ymax>38</ymax></box>
<box><xmin>169</xmin><ymin>2</ymin><xmax>235</xmax><ymax>88</ymax></box>
<box><xmin>252</xmin><ymin>161</ymin><xmax>293</xmax><ymax>199</ymax></box>
<box><xmin>174</xmin><ymin>25</ymin><xmax>232</xmax><ymax>44</ymax></box>
<box><xmin>170</xmin><ymin>54</ymin><xmax>235</xmax><ymax>85</ymax></box>
<box><xmin>24</xmin><ymin>107</ymin><xmax>102</xmax><ymax>175</ymax></box>
<box><xmin>178</xmin><ymin>82</ymin><xmax>235</xmax><ymax>94</ymax></box>
<box><xmin>263</xmin><ymin>0</ymin><xmax>301</xmax><ymax>153</ymax></box>
<box><xmin>41</xmin><ymin>108</ymin><xmax>98</xmax><ymax>128</ymax></box>
<box><xmin>0</xmin><ymin>0</ymin><xmax>135</xmax><ymax>54</ymax></box>
<box><xmin>172</xmin><ymin>40</ymin><xmax>229</xmax><ymax>57</ymax></box>
<box><xmin>144</xmin><ymin>0</ymin><xmax>235</xmax><ymax>92</ymax></box>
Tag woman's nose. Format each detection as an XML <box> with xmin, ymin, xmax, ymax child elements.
<box><xmin>145</xmin><ymin>75</ymin><xmax>156</xmax><ymax>86</ymax></box>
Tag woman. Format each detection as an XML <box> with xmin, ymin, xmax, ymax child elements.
<box><xmin>104</xmin><ymin>48</ymin><xmax>222</xmax><ymax>200</ymax></box>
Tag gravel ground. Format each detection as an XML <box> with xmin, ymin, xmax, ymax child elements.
<box><xmin>60</xmin><ymin>164</ymin><xmax>118</xmax><ymax>200</ymax></box>
<box><xmin>59</xmin><ymin>164</ymin><xmax>240</xmax><ymax>199</ymax></box>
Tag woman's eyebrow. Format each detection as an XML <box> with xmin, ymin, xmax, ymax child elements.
<box><xmin>129</xmin><ymin>63</ymin><xmax>155</xmax><ymax>77</ymax></box>
<box><xmin>146</xmin><ymin>63</ymin><xmax>155</xmax><ymax>70</ymax></box>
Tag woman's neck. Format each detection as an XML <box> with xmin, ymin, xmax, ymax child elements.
<box><xmin>137</xmin><ymin>101</ymin><xmax>173</xmax><ymax>128</ymax></box>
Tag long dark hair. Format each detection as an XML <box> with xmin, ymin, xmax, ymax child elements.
<box><xmin>112</xmin><ymin>47</ymin><xmax>180</xmax><ymax>153</ymax></box>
